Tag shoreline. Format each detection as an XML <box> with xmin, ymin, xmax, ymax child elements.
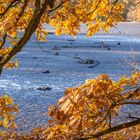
<box><xmin>45</xmin><ymin>22</ymin><xmax>140</xmax><ymax>37</ymax></box>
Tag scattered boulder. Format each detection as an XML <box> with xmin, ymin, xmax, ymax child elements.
<box><xmin>74</xmin><ymin>56</ymin><xmax>80</xmax><ymax>60</ymax></box>
<box><xmin>48</xmin><ymin>32</ymin><xmax>53</xmax><ymax>35</ymax></box>
<box><xmin>77</xmin><ymin>58</ymin><xmax>100</xmax><ymax>68</ymax></box>
<box><xmin>67</xmin><ymin>46</ymin><xmax>73</xmax><ymax>48</ymax></box>
<box><xmin>88</xmin><ymin>61</ymin><xmax>100</xmax><ymax>68</ymax></box>
<box><xmin>51</xmin><ymin>46</ymin><xmax>61</xmax><ymax>50</ymax></box>
<box><xmin>99</xmin><ymin>45</ymin><xmax>110</xmax><ymax>49</ymax></box>
<box><xmin>67</xmin><ymin>39</ymin><xmax>75</xmax><ymax>42</ymax></box>
<box><xmin>78</xmin><ymin>59</ymin><xmax>95</xmax><ymax>64</ymax></box>
<box><xmin>99</xmin><ymin>45</ymin><xmax>104</xmax><ymax>48</ymax></box>
<box><xmin>117</xmin><ymin>42</ymin><xmax>121</xmax><ymax>45</ymax></box>
<box><xmin>54</xmin><ymin>52</ymin><xmax>59</xmax><ymax>55</ymax></box>
<box><xmin>42</xmin><ymin>70</ymin><xmax>50</xmax><ymax>74</ymax></box>
<box><xmin>32</xmin><ymin>57</ymin><xmax>38</xmax><ymax>59</ymax></box>
<box><xmin>36</xmin><ymin>86</ymin><xmax>52</xmax><ymax>91</ymax></box>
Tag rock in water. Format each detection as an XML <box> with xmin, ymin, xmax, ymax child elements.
<box><xmin>54</xmin><ymin>52</ymin><xmax>59</xmax><ymax>55</ymax></box>
<box><xmin>74</xmin><ymin>56</ymin><xmax>80</xmax><ymax>59</ymax></box>
<box><xmin>36</xmin><ymin>87</ymin><xmax>52</xmax><ymax>91</ymax></box>
<box><xmin>78</xmin><ymin>59</ymin><xmax>95</xmax><ymax>64</ymax></box>
<box><xmin>42</xmin><ymin>70</ymin><xmax>50</xmax><ymax>74</ymax></box>
<box><xmin>32</xmin><ymin>57</ymin><xmax>38</xmax><ymax>59</ymax></box>
<box><xmin>88</xmin><ymin>61</ymin><xmax>100</xmax><ymax>68</ymax></box>
<box><xmin>51</xmin><ymin>46</ymin><xmax>60</xmax><ymax>50</ymax></box>
<box><xmin>117</xmin><ymin>42</ymin><xmax>121</xmax><ymax>45</ymax></box>
<box><xmin>67</xmin><ymin>39</ymin><xmax>75</xmax><ymax>42</ymax></box>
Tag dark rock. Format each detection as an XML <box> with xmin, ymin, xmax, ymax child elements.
<box><xmin>67</xmin><ymin>46</ymin><xmax>73</xmax><ymax>48</ymax></box>
<box><xmin>74</xmin><ymin>56</ymin><xmax>80</xmax><ymax>59</ymax></box>
<box><xmin>51</xmin><ymin>46</ymin><xmax>60</xmax><ymax>50</ymax></box>
<box><xmin>42</xmin><ymin>70</ymin><xmax>50</xmax><ymax>74</ymax></box>
<box><xmin>54</xmin><ymin>52</ymin><xmax>59</xmax><ymax>55</ymax></box>
<box><xmin>67</xmin><ymin>39</ymin><xmax>75</xmax><ymax>42</ymax></box>
<box><xmin>88</xmin><ymin>66</ymin><xmax>96</xmax><ymax>68</ymax></box>
<box><xmin>100</xmin><ymin>45</ymin><xmax>105</xmax><ymax>48</ymax></box>
<box><xmin>78</xmin><ymin>59</ymin><xmax>95</xmax><ymax>64</ymax></box>
<box><xmin>36</xmin><ymin>87</ymin><xmax>52</xmax><ymax>91</ymax></box>
<box><xmin>32</xmin><ymin>57</ymin><xmax>38</xmax><ymax>59</ymax></box>
<box><xmin>107</xmin><ymin>48</ymin><xmax>111</xmax><ymax>50</ymax></box>
<box><xmin>117</xmin><ymin>42</ymin><xmax>121</xmax><ymax>45</ymax></box>
<box><xmin>48</xmin><ymin>32</ymin><xmax>54</xmax><ymax>35</ymax></box>
<box><xmin>88</xmin><ymin>62</ymin><xmax>100</xmax><ymax>68</ymax></box>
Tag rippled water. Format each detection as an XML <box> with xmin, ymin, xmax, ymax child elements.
<box><xmin>0</xmin><ymin>33</ymin><xmax>140</xmax><ymax>131</ymax></box>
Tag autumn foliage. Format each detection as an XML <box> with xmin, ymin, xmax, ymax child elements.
<box><xmin>0</xmin><ymin>0</ymin><xmax>140</xmax><ymax>140</ymax></box>
<box><xmin>0</xmin><ymin>72</ymin><xmax>140</xmax><ymax>139</ymax></box>
<box><xmin>0</xmin><ymin>0</ymin><xmax>125</xmax><ymax>71</ymax></box>
<box><xmin>0</xmin><ymin>95</ymin><xmax>18</xmax><ymax>139</ymax></box>
<box><xmin>44</xmin><ymin>72</ymin><xmax>140</xmax><ymax>139</ymax></box>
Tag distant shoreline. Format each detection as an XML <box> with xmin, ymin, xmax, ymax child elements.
<box><xmin>45</xmin><ymin>22</ymin><xmax>140</xmax><ymax>38</ymax></box>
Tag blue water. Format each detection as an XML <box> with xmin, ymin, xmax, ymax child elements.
<box><xmin>0</xmin><ymin>34</ymin><xmax>140</xmax><ymax>131</ymax></box>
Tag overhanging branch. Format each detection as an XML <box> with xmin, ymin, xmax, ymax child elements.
<box><xmin>80</xmin><ymin>119</ymin><xmax>140</xmax><ymax>139</ymax></box>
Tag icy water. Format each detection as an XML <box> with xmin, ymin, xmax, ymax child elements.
<box><xmin>0</xmin><ymin>33</ymin><xmax>140</xmax><ymax>131</ymax></box>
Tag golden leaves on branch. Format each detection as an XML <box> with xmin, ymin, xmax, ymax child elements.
<box><xmin>0</xmin><ymin>0</ymin><xmax>125</xmax><ymax>70</ymax></box>
<box><xmin>45</xmin><ymin>72</ymin><xmax>140</xmax><ymax>139</ymax></box>
<box><xmin>0</xmin><ymin>47</ymin><xmax>19</xmax><ymax>69</ymax></box>
<box><xmin>49</xmin><ymin>0</ymin><xmax>124</xmax><ymax>36</ymax></box>
<box><xmin>0</xmin><ymin>73</ymin><xmax>140</xmax><ymax>139</ymax></box>
<box><xmin>0</xmin><ymin>95</ymin><xmax>18</xmax><ymax>139</ymax></box>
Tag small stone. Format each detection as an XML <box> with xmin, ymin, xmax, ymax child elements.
<box><xmin>36</xmin><ymin>87</ymin><xmax>52</xmax><ymax>91</ymax></box>
<box><xmin>51</xmin><ymin>46</ymin><xmax>60</xmax><ymax>50</ymax></box>
<box><xmin>74</xmin><ymin>56</ymin><xmax>80</xmax><ymax>59</ymax></box>
<box><xmin>32</xmin><ymin>57</ymin><xmax>37</xmax><ymax>59</ymax></box>
<box><xmin>88</xmin><ymin>66</ymin><xmax>95</xmax><ymax>68</ymax></box>
<box><xmin>54</xmin><ymin>52</ymin><xmax>59</xmax><ymax>55</ymax></box>
<box><xmin>117</xmin><ymin>42</ymin><xmax>121</xmax><ymax>45</ymax></box>
<box><xmin>88</xmin><ymin>62</ymin><xmax>100</xmax><ymax>68</ymax></box>
<box><xmin>78</xmin><ymin>59</ymin><xmax>95</xmax><ymax>64</ymax></box>
<box><xmin>68</xmin><ymin>39</ymin><xmax>75</xmax><ymax>42</ymax></box>
<box><xmin>42</xmin><ymin>70</ymin><xmax>50</xmax><ymax>74</ymax></box>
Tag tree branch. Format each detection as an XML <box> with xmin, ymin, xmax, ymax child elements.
<box><xmin>0</xmin><ymin>33</ymin><xmax>7</xmax><ymax>49</ymax></box>
<box><xmin>80</xmin><ymin>119</ymin><xmax>140</xmax><ymax>139</ymax></box>
<box><xmin>47</xmin><ymin>0</ymin><xmax>68</xmax><ymax>14</ymax></box>
<box><xmin>0</xmin><ymin>0</ymin><xmax>48</xmax><ymax>71</ymax></box>
<box><xmin>0</xmin><ymin>0</ymin><xmax>20</xmax><ymax>17</ymax></box>
<box><xmin>123</xmin><ymin>101</ymin><xmax>140</xmax><ymax>105</ymax></box>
